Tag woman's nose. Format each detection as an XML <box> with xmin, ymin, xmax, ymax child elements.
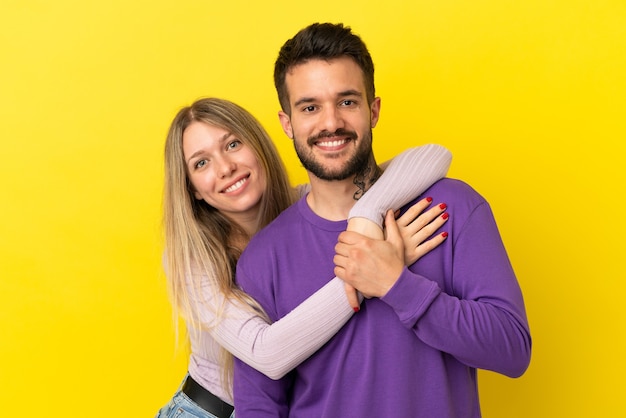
<box><xmin>216</xmin><ymin>157</ymin><xmax>236</xmax><ymax>178</ymax></box>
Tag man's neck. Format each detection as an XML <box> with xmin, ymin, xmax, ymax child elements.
<box><xmin>306</xmin><ymin>161</ymin><xmax>382</xmax><ymax>221</ymax></box>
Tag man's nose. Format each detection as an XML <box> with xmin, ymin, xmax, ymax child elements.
<box><xmin>318</xmin><ymin>106</ymin><xmax>345</xmax><ymax>133</ymax></box>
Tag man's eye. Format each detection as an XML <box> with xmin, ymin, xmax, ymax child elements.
<box><xmin>303</xmin><ymin>105</ymin><xmax>316</xmax><ymax>112</ymax></box>
<box><xmin>341</xmin><ymin>100</ymin><xmax>355</xmax><ymax>106</ymax></box>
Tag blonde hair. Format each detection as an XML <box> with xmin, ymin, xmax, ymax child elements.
<box><xmin>163</xmin><ymin>97</ymin><xmax>294</xmax><ymax>391</ymax></box>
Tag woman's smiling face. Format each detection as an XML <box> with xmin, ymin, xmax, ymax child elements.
<box><xmin>182</xmin><ymin>121</ymin><xmax>266</xmax><ymax>225</ymax></box>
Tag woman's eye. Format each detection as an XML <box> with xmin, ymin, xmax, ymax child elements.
<box><xmin>194</xmin><ymin>159</ymin><xmax>208</xmax><ymax>169</ymax></box>
<box><xmin>227</xmin><ymin>140</ymin><xmax>242</xmax><ymax>150</ymax></box>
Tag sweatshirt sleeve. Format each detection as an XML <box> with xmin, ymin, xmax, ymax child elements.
<box><xmin>195</xmin><ymin>275</ymin><xmax>353</xmax><ymax>380</ymax></box>
<box><xmin>348</xmin><ymin>144</ymin><xmax>452</xmax><ymax>228</ymax></box>
<box><xmin>381</xmin><ymin>200</ymin><xmax>532</xmax><ymax>378</ymax></box>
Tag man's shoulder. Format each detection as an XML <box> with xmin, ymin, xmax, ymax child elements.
<box><xmin>417</xmin><ymin>178</ymin><xmax>489</xmax><ymax>217</ymax></box>
<box><xmin>427</xmin><ymin>178</ymin><xmax>485</xmax><ymax>202</ymax></box>
<box><xmin>243</xmin><ymin>201</ymin><xmax>301</xmax><ymax>254</ymax></box>
<box><xmin>429</xmin><ymin>177</ymin><xmax>475</xmax><ymax>192</ymax></box>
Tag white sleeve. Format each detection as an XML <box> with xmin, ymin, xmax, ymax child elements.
<box><xmin>349</xmin><ymin>144</ymin><xmax>452</xmax><ymax>228</ymax></box>
<box><xmin>197</xmin><ymin>276</ymin><xmax>352</xmax><ymax>380</ymax></box>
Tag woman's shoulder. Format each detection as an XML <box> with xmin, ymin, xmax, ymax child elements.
<box><xmin>294</xmin><ymin>183</ymin><xmax>310</xmax><ymax>198</ymax></box>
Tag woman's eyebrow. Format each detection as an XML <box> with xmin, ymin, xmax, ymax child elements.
<box><xmin>186</xmin><ymin>131</ymin><xmax>232</xmax><ymax>164</ymax></box>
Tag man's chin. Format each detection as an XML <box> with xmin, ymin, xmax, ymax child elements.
<box><xmin>308</xmin><ymin>168</ymin><xmax>354</xmax><ymax>182</ymax></box>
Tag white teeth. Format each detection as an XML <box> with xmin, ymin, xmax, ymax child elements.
<box><xmin>224</xmin><ymin>178</ymin><xmax>246</xmax><ymax>193</ymax></box>
<box><xmin>317</xmin><ymin>139</ymin><xmax>347</xmax><ymax>147</ymax></box>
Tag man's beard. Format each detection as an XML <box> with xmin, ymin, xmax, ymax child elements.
<box><xmin>293</xmin><ymin>129</ymin><xmax>373</xmax><ymax>181</ymax></box>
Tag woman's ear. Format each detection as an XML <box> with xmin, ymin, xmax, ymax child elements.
<box><xmin>278</xmin><ymin>111</ymin><xmax>294</xmax><ymax>139</ymax></box>
<box><xmin>189</xmin><ymin>183</ymin><xmax>202</xmax><ymax>200</ymax></box>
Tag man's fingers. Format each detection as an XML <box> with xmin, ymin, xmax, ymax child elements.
<box><xmin>336</xmin><ymin>230</ymin><xmax>363</xmax><ymax>245</ymax></box>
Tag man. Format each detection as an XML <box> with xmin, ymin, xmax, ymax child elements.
<box><xmin>233</xmin><ymin>22</ymin><xmax>531</xmax><ymax>417</ymax></box>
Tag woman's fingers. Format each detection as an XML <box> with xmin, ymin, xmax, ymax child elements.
<box><xmin>394</xmin><ymin>200</ymin><xmax>449</xmax><ymax>265</ymax></box>
<box><xmin>395</xmin><ymin>197</ymin><xmax>434</xmax><ymax>228</ymax></box>
<box><xmin>343</xmin><ymin>283</ymin><xmax>362</xmax><ymax>311</ymax></box>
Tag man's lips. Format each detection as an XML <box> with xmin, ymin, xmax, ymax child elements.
<box><xmin>308</xmin><ymin>130</ymin><xmax>357</xmax><ymax>147</ymax></box>
<box><xmin>315</xmin><ymin>138</ymin><xmax>350</xmax><ymax>148</ymax></box>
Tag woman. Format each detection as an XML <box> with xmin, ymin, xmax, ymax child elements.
<box><xmin>157</xmin><ymin>98</ymin><xmax>451</xmax><ymax>417</ymax></box>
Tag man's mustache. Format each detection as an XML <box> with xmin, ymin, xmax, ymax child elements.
<box><xmin>307</xmin><ymin>129</ymin><xmax>358</xmax><ymax>146</ymax></box>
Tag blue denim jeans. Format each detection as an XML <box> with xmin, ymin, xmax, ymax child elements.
<box><xmin>156</xmin><ymin>375</ymin><xmax>235</xmax><ymax>418</ymax></box>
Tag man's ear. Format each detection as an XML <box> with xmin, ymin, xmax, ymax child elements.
<box><xmin>370</xmin><ymin>97</ymin><xmax>381</xmax><ymax>128</ymax></box>
<box><xmin>278</xmin><ymin>111</ymin><xmax>294</xmax><ymax>139</ymax></box>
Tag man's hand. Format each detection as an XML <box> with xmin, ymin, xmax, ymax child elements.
<box><xmin>334</xmin><ymin>210</ymin><xmax>405</xmax><ymax>298</ymax></box>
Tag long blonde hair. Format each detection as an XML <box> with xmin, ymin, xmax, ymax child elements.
<box><xmin>163</xmin><ymin>97</ymin><xmax>294</xmax><ymax>390</ymax></box>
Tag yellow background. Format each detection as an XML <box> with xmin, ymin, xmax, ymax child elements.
<box><xmin>1</xmin><ymin>0</ymin><xmax>624</xmax><ymax>416</ymax></box>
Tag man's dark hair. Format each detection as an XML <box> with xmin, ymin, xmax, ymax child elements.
<box><xmin>274</xmin><ymin>23</ymin><xmax>375</xmax><ymax>114</ymax></box>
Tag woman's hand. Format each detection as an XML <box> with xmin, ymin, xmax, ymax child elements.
<box><xmin>395</xmin><ymin>197</ymin><xmax>449</xmax><ymax>266</ymax></box>
<box><xmin>343</xmin><ymin>283</ymin><xmax>361</xmax><ymax>312</ymax></box>
<box><xmin>338</xmin><ymin>198</ymin><xmax>448</xmax><ymax>307</ymax></box>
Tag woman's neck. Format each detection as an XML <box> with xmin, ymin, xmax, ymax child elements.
<box><xmin>224</xmin><ymin>213</ymin><xmax>257</xmax><ymax>252</ymax></box>
<box><xmin>229</xmin><ymin>230</ymin><xmax>250</xmax><ymax>253</ymax></box>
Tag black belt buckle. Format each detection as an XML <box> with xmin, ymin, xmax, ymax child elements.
<box><xmin>182</xmin><ymin>375</ymin><xmax>234</xmax><ymax>418</ymax></box>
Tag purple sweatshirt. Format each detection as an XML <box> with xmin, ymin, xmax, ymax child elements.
<box><xmin>234</xmin><ymin>178</ymin><xmax>531</xmax><ymax>418</ymax></box>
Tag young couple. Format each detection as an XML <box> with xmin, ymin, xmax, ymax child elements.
<box><xmin>158</xmin><ymin>22</ymin><xmax>530</xmax><ymax>418</ymax></box>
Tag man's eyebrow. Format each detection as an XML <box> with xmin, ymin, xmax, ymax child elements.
<box><xmin>293</xmin><ymin>90</ymin><xmax>363</xmax><ymax>108</ymax></box>
<box><xmin>294</xmin><ymin>97</ymin><xmax>315</xmax><ymax>108</ymax></box>
<box><xmin>337</xmin><ymin>89</ymin><xmax>363</xmax><ymax>98</ymax></box>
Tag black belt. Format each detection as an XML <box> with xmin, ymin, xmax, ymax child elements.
<box><xmin>182</xmin><ymin>374</ymin><xmax>234</xmax><ymax>418</ymax></box>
